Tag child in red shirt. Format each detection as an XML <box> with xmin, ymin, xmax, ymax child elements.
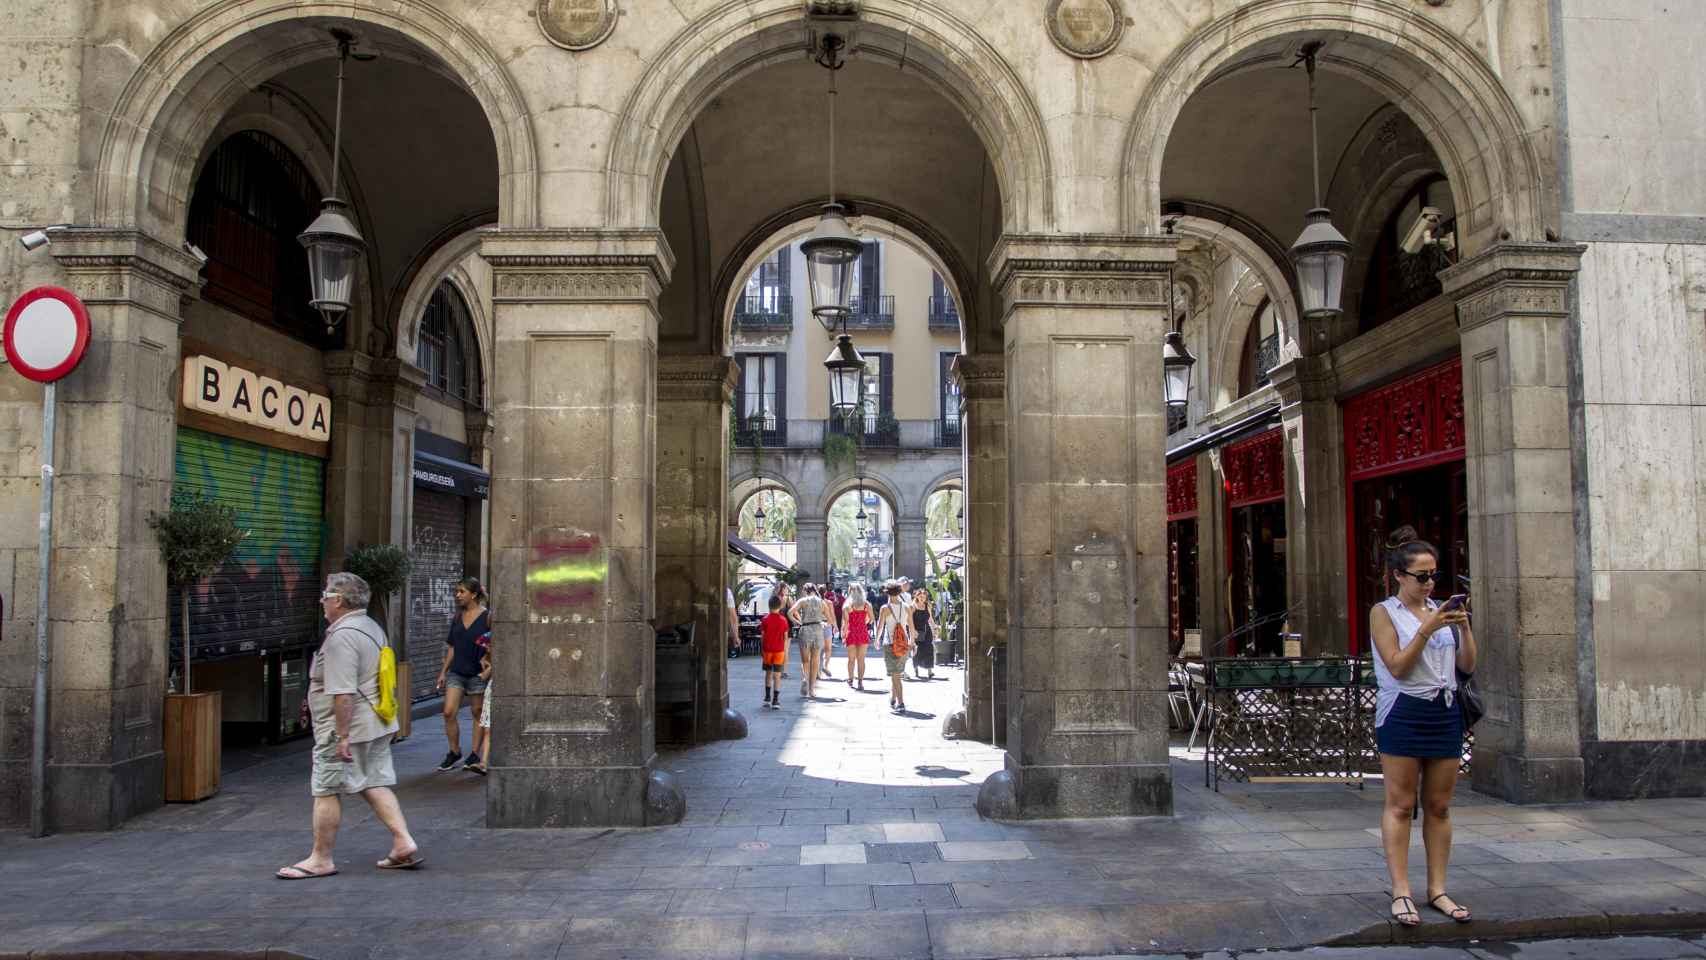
<box><xmin>760</xmin><ymin>595</ymin><xmax>789</xmax><ymax>710</ymax></box>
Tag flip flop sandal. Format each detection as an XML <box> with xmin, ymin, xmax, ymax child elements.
<box><xmin>376</xmin><ymin>853</ymin><xmax>424</xmax><ymax>870</ymax></box>
<box><xmin>1429</xmin><ymin>894</ymin><xmax>1472</xmax><ymax>923</ymax></box>
<box><xmin>277</xmin><ymin>865</ymin><xmax>338</xmax><ymax>880</ymax></box>
<box><xmin>1389</xmin><ymin>895</ymin><xmax>1420</xmax><ymax>927</ymax></box>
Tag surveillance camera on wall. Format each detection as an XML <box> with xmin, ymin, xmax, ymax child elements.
<box><xmin>184</xmin><ymin>242</ymin><xmax>209</xmax><ymax>265</ymax></box>
<box><xmin>1399</xmin><ymin>206</ymin><xmax>1445</xmax><ymax>255</ymax></box>
<box><xmin>18</xmin><ymin>230</ymin><xmax>51</xmax><ymax>251</ymax></box>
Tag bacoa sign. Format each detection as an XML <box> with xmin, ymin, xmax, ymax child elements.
<box><xmin>181</xmin><ymin>355</ymin><xmax>331</xmax><ymax>442</ymax></box>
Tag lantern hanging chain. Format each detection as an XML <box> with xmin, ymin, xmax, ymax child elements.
<box><xmin>330</xmin><ymin>34</ymin><xmax>349</xmax><ymax>200</ymax></box>
<box><xmin>828</xmin><ymin>58</ymin><xmax>837</xmax><ymax>205</ymax></box>
<box><xmin>1304</xmin><ymin>43</ymin><xmax>1321</xmax><ymax>209</ymax></box>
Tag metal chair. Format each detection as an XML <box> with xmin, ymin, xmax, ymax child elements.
<box><xmin>1186</xmin><ymin>661</ymin><xmax>1212</xmax><ymax>750</ymax></box>
<box><xmin>1167</xmin><ymin>665</ymin><xmax>1193</xmax><ymax>730</ymax></box>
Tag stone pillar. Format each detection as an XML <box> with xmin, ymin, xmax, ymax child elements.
<box><xmin>894</xmin><ymin>516</ymin><xmax>927</xmax><ymax>582</ymax></box>
<box><xmin>952</xmin><ymin>354</ymin><xmax>1007</xmax><ymax>743</ymax></box>
<box><xmin>656</xmin><ymin>355</ymin><xmax>744</xmax><ymax>741</ymax></box>
<box><xmin>464</xmin><ymin>408</ymin><xmax>494</xmax><ymax>585</ymax></box>
<box><xmin>976</xmin><ymin>235</ymin><xmax>1174</xmax><ymax>819</ymax></box>
<box><xmin>795</xmin><ymin>517</ymin><xmax>827</xmax><ymax>582</ymax></box>
<box><xmin>481</xmin><ymin>228</ymin><xmax>684</xmax><ymax>827</ymax></box>
<box><xmin>32</xmin><ymin>230</ymin><xmax>201</xmax><ymax>829</ymax></box>
<box><xmin>1194</xmin><ymin>449</ymin><xmax>1226</xmax><ymax>651</ymax></box>
<box><xmin>1439</xmin><ymin>242</ymin><xmax>1586</xmax><ymax>804</ymax></box>
<box><xmin>1268</xmin><ymin>356</ymin><xmax>1350</xmax><ymax>654</ymax></box>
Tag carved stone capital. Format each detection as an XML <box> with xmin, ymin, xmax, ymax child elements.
<box><xmin>481</xmin><ymin>227</ymin><xmax>674</xmax><ymax>303</ymax></box>
<box><xmin>658</xmin><ymin>355</ymin><xmax>738</xmax><ymax>404</ymax></box>
<box><xmin>951</xmin><ymin>353</ymin><xmax>1006</xmax><ymax>403</ymax></box>
<box><xmin>988</xmin><ymin>233</ymin><xmax>1175</xmax><ymax>313</ymax></box>
<box><xmin>1266</xmin><ymin>354</ymin><xmax>1337</xmax><ymax>405</ymax></box>
<box><xmin>1437</xmin><ymin>242</ymin><xmax>1585</xmax><ymax>333</ymax></box>
<box><xmin>51</xmin><ymin>228</ymin><xmax>204</xmax><ymax>323</ymax></box>
<box><xmin>465</xmin><ymin>408</ymin><xmax>495</xmax><ymax>458</ymax></box>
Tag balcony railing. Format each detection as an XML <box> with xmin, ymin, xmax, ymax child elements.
<box><xmin>1254</xmin><ymin>333</ymin><xmax>1280</xmax><ymax>388</ymax></box>
<box><xmin>1166</xmin><ymin>405</ymin><xmax>1188</xmax><ymax>436</ymax></box>
<box><xmin>934</xmin><ymin>416</ymin><xmax>962</xmax><ymax>447</ymax></box>
<box><xmin>733</xmin><ymin>293</ymin><xmax>792</xmax><ymax>332</ymax></box>
<box><xmin>928</xmin><ymin>295</ymin><xmax>960</xmax><ymax>331</ymax></box>
<box><xmin>844</xmin><ymin>294</ymin><xmax>895</xmax><ymax>330</ymax></box>
<box><xmin>734</xmin><ymin>413</ymin><xmax>787</xmax><ymax>448</ymax></box>
<box><xmin>827</xmin><ymin>413</ymin><xmax>899</xmax><ymax>447</ymax></box>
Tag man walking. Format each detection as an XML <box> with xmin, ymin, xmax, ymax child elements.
<box><xmin>277</xmin><ymin>572</ymin><xmax>421</xmax><ymax>879</ymax></box>
<box><xmin>434</xmin><ymin>577</ymin><xmax>490</xmax><ymax>771</ymax></box>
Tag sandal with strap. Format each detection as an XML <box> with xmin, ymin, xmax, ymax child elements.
<box><xmin>1428</xmin><ymin>893</ymin><xmax>1472</xmax><ymax>924</ymax></box>
<box><xmin>1390</xmin><ymin>895</ymin><xmax>1421</xmax><ymax>927</ymax></box>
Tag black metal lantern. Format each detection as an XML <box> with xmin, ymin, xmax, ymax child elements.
<box><xmin>297</xmin><ymin>29</ymin><xmax>369</xmax><ymax>333</ymax></box>
<box><xmin>802</xmin><ymin>207</ymin><xmax>863</xmax><ymax>330</ymax></box>
<box><xmin>1162</xmin><ymin>330</ymin><xmax>1196</xmax><ymax>409</ymax></box>
<box><xmin>824</xmin><ymin>332</ymin><xmax>866</xmax><ymax>420</ymax></box>
<box><xmin>1288</xmin><ymin>41</ymin><xmax>1350</xmax><ymax>319</ymax></box>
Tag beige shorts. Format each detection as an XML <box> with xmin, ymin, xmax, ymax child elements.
<box><xmin>310</xmin><ymin>734</ymin><xmax>397</xmax><ymax>797</ymax></box>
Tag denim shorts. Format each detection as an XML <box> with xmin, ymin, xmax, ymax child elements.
<box><xmin>446</xmin><ymin>671</ymin><xmax>488</xmax><ymax>695</ymax></box>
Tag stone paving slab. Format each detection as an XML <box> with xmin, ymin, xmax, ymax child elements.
<box><xmin>8</xmin><ymin>654</ymin><xmax>1706</xmax><ymax>959</ymax></box>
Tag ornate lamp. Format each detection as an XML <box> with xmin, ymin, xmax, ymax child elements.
<box><xmin>297</xmin><ymin>29</ymin><xmax>372</xmax><ymax>334</ymax></box>
<box><xmin>824</xmin><ymin>334</ymin><xmax>866</xmax><ymax>420</ymax></box>
<box><xmin>1161</xmin><ymin>219</ymin><xmax>1197</xmax><ymax>410</ymax></box>
<box><xmin>1289</xmin><ymin>42</ymin><xmax>1351</xmax><ymax>320</ymax></box>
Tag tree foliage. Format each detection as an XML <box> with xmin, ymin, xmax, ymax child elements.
<box><xmin>147</xmin><ymin>491</ymin><xmax>246</xmax><ymax>588</ymax></box>
<box><xmin>344</xmin><ymin>543</ymin><xmax>414</xmax><ymax>598</ymax></box>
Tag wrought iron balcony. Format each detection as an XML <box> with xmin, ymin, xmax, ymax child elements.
<box><xmin>826</xmin><ymin>413</ymin><xmax>899</xmax><ymax>447</ymax></box>
<box><xmin>844</xmin><ymin>294</ymin><xmax>895</xmax><ymax>330</ymax></box>
<box><xmin>1254</xmin><ymin>333</ymin><xmax>1280</xmax><ymax>388</ymax></box>
<box><xmin>927</xmin><ymin>294</ymin><xmax>960</xmax><ymax>331</ymax></box>
<box><xmin>733</xmin><ymin>293</ymin><xmax>792</xmax><ymax>332</ymax></box>
<box><xmin>734</xmin><ymin>413</ymin><xmax>787</xmax><ymax>448</ymax></box>
<box><xmin>1166</xmin><ymin>405</ymin><xmax>1188</xmax><ymax>436</ymax></box>
<box><xmin>934</xmin><ymin>415</ymin><xmax>962</xmax><ymax>447</ymax></box>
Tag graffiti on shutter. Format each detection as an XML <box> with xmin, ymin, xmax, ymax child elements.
<box><xmin>407</xmin><ymin>489</ymin><xmax>467</xmax><ymax>700</ymax></box>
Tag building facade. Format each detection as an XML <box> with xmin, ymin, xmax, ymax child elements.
<box><xmin>0</xmin><ymin>0</ymin><xmax>1700</xmax><ymax>829</ymax></box>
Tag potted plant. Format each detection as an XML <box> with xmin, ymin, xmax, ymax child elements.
<box><xmin>342</xmin><ymin>543</ymin><xmax>414</xmax><ymax>736</ymax></box>
<box><xmin>147</xmin><ymin>490</ymin><xmax>246</xmax><ymax>802</ymax></box>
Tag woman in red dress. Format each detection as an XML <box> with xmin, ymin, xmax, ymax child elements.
<box><xmin>840</xmin><ymin>583</ymin><xmax>873</xmax><ymax>691</ymax></box>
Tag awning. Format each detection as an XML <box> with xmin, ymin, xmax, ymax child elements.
<box><xmin>1166</xmin><ymin>403</ymin><xmax>1282</xmax><ymax>465</ymax></box>
<box><xmin>727</xmin><ymin>533</ymin><xmax>789</xmax><ymax>572</ymax></box>
<box><xmin>412</xmin><ymin>450</ymin><xmax>490</xmax><ymax>499</ymax></box>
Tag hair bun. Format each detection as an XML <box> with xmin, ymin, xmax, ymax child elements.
<box><xmin>1385</xmin><ymin>525</ymin><xmax>1420</xmax><ymax>550</ymax></box>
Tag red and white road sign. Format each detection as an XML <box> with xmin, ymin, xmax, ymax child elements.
<box><xmin>4</xmin><ymin>286</ymin><xmax>90</xmax><ymax>383</ymax></box>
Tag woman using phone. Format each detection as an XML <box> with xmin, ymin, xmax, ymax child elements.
<box><xmin>1369</xmin><ymin>525</ymin><xmax>1477</xmax><ymax>928</ymax></box>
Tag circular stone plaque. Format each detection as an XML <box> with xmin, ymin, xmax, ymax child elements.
<box><xmin>1045</xmin><ymin>0</ymin><xmax>1125</xmax><ymax>59</ymax></box>
<box><xmin>538</xmin><ymin>0</ymin><xmax>619</xmax><ymax>51</ymax></box>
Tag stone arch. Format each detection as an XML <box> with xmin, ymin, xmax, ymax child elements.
<box><xmin>917</xmin><ymin>470</ymin><xmax>964</xmax><ymax>520</ymax></box>
<box><xmin>604</xmin><ymin>0</ymin><xmax>1053</xmax><ymax>235</ymax></box>
<box><xmin>94</xmin><ymin>0</ymin><xmax>539</xmax><ymax>238</ymax></box>
<box><xmin>816</xmin><ymin>471</ymin><xmax>903</xmax><ymax>522</ymax></box>
<box><xmin>1123</xmin><ymin>0</ymin><xmax>1546</xmax><ymax>255</ymax></box>
<box><xmin>729</xmin><ymin>471</ymin><xmax>805</xmax><ymax>520</ymax></box>
<box><xmin>391</xmin><ymin>227</ymin><xmax>494</xmax><ymax>408</ymax></box>
<box><xmin>717</xmin><ymin>203</ymin><xmax>975</xmax><ymax>355</ymax></box>
<box><xmin>1212</xmin><ymin>275</ymin><xmax>1277</xmax><ymax>410</ymax></box>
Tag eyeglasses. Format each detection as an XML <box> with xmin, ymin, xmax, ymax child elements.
<box><xmin>1399</xmin><ymin>570</ymin><xmax>1440</xmax><ymax>584</ymax></box>
<box><xmin>320</xmin><ymin>591</ymin><xmax>342</xmax><ymax>601</ymax></box>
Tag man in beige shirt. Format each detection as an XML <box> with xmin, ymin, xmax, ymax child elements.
<box><xmin>276</xmin><ymin>572</ymin><xmax>422</xmax><ymax>879</ymax></box>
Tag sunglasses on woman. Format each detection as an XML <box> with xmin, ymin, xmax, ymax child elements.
<box><xmin>1399</xmin><ymin>569</ymin><xmax>1440</xmax><ymax>583</ymax></box>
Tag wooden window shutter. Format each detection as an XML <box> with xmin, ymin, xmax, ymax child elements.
<box><xmin>879</xmin><ymin>352</ymin><xmax>894</xmax><ymax>416</ymax></box>
<box><xmin>776</xmin><ymin>245</ymin><xmax>790</xmax><ymax>295</ymax></box>
<box><xmin>860</xmin><ymin>242</ymin><xmax>880</xmax><ymax>307</ymax></box>
<box><xmin>773</xmin><ymin>352</ymin><xmax>787</xmax><ymax>425</ymax></box>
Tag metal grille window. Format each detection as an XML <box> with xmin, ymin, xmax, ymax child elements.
<box><xmin>938</xmin><ymin>352</ymin><xmax>961</xmax><ymax>446</ymax></box>
<box><xmin>417</xmin><ymin>282</ymin><xmax>483</xmax><ymax>406</ymax></box>
<box><xmin>1238</xmin><ymin>298</ymin><xmax>1279</xmax><ymax>397</ymax></box>
<box><xmin>736</xmin><ymin>352</ymin><xmax>786</xmax><ymax>446</ymax></box>
<box><xmin>744</xmin><ymin>246</ymin><xmax>790</xmax><ymax>310</ymax></box>
<box><xmin>929</xmin><ymin>273</ymin><xmax>959</xmax><ymax>330</ymax></box>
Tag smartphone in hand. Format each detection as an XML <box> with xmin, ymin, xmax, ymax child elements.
<box><xmin>1440</xmin><ymin>593</ymin><xmax>1469</xmax><ymax>613</ymax></box>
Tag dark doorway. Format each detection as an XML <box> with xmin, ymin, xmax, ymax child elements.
<box><xmin>1227</xmin><ymin>501</ymin><xmax>1287</xmax><ymax>657</ymax></box>
<box><xmin>1347</xmin><ymin>461</ymin><xmax>1468</xmax><ymax>653</ymax></box>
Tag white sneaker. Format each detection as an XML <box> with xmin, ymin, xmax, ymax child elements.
<box><xmin>800</xmin><ymin>680</ymin><xmax>808</xmax><ymax>696</ymax></box>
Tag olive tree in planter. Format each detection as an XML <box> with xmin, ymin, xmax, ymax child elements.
<box><xmin>342</xmin><ymin>543</ymin><xmax>413</xmax><ymax>634</ymax></box>
<box><xmin>147</xmin><ymin>491</ymin><xmax>246</xmax><ymax>802</ymax></box>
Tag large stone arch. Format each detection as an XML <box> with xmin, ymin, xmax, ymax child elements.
<box><xmin>1122</xmin><ymin>0</ymin><xmax>1547</xmax><ymax>255</ymax></box>
<box><xmin>729</xmin><ymin>471</ymin><xmax>805</xmax><ymax>519</ymax></box>
<box><xmin>604</xmin><ymin>0</ymin><xmax>1053</xmax><ymax>235</ymax></box>
<box><xmin>93</xmin><ymin>0</ymin><xmax>539</xmax><ymax>238</ymax></box>
<box><xmin>917</xmin><ymin>469</ymin><xmax>964</xmax><ymax>521</ymax></box>
<box><xmin>391</xmin><ymin>228</ymin><xmax>494</xmax><ymax>410</ymax></box>
<box><xmin>816</xmin><ymin>470</ymin><xmax>903</xmax><ymax>522</ymax></box>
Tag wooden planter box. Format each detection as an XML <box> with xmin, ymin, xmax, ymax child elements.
<box><xmin>164</xmin><ymin>691</ymin><xmax>221</xmax><ymax>803</ymax></box>
<box><xmin>394</xmin><ymin>662</ymin><xmax>412</xmax><ymax>741</ymax></box>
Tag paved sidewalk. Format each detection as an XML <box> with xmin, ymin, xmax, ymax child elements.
<box><xmin>6</xmin><ymin>649</ymin><xmax>1706</xmax><ymax>959</ymax></box>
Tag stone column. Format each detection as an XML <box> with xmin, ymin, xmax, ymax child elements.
<box><xmin>1268</xmin><ymin>356</ymin><xmax>1350</xmax><ymax>654</ymax></box>
<box><xmin>656</xmin><ymin>355</ymin><xmax>745</xmax><ymax>741</ymax></box>
<box><xmin>976</xmin><ymin>235</ymin><xmax>1174</xmax><ymax>819</ymax></box>
<box><xmin>795</xmin><ymin>517</ymin><xmax>827</xmax><ymax>582</ymax></box>
<box><xmin>463</xmin><ymin>408</ymin><xmax>495</xmax><ymax>584</ymax></box>
<box><xmin>951</xmin><ymin>354</ymin><xmax>1007</xmax><ymax>743</ymax></box>
<box><xmin>1439</xmin><ymin>242</ymin><xmax>1586</xmax><ymax>804</ymax></box>
<box><xmin>481</xmin><ymin>228</ymin><xmax>684</xmax><ymax>827</ymax></box>
<box><xmin>33</xmin><ymin>230</ymin><xmax>201</xmax><ymax>829</ymax></box>
<box><xmin>1193</xmin><ymin>449</ymin><xmax>1226</xmax><ymax>652</ymax></box>
<box><xmin>894</xmin><ymin>516</ymin><xmax>927</xmax><ymax>582</ymax></box>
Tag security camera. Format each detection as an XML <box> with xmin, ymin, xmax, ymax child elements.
<box><xmin>16</xmin><ymin>223</ymin><xmax>71</xmax><ymax>252</ymax></box>
<box><xmin>184</xmin><ymin>241</ymin><xmax>209</xmax><ymax>265</ymax></box>
<box><xmin>1399</xmin><ymin>206</ymin><xmax>1444</xmax><ymax>255</ymax></box>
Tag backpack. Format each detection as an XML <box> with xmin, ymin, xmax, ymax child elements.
<box><xmin>888</xmin><ymin>606</ymin><xmax>911</xmax><ymax>658</ymax></box>
<box><xmin>347</xmin><ymin>624</ymin><xmax>398</xmax><ymax>725</ymax></box>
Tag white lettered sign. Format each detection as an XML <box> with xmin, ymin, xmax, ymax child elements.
<box><xmin>182</xmin><ymin>355</ymin><xmax>331</xmax><ymax>442</ymax></box>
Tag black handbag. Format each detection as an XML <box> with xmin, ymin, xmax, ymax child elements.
<box><xmin>1457</xmin><ymin>669</ymin><xmax>1484</xmax><ymax>730</ymax></box>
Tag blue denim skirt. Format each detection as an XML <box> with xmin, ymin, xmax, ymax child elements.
<box><xmin>1377</xmin><ymin>690</ymin><xmax>1463</xmax><ymax>759</ymax></box>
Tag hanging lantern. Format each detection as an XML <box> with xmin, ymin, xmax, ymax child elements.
<box><xmin>299</xmin><ymin>197</ymin><xmax>364</xmax><ymax>331</ymax></box>
<box><xmin>802</xmin><ymin>205</ymin><xmax>863</xmax><ymax>331</ymax></box>
<box><xmin>824</xmin><ymin>333</ymin><xmax>866</xmax><ymax>420</ymax></box>
<box><xmin>1162</xmin><ymin>330</ymin><xmax>1197</xmax><ymax>409</ymax></box>
<box><xmin>1290</xmin><ymin>208</ymin><xmax>1350</xmax><ymax>317</ymax></box>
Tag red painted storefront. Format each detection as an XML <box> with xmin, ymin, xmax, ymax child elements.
<box><xmin>1222</xmin><ymin>428</ymin><xmax>1287</xmax><ymax>656</ymax></box>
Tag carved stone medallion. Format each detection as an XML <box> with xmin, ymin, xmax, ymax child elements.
<box><xmin>1045</xmin><ymin>0</ymin><xmax>1125</xmax><ymax>59</ymax></box>
<box><xmin>538</xmin><ymin>0</ymin><xmax>619</xmax><ymax>51</ymax></box>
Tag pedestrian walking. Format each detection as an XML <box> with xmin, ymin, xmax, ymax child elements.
<box><xmin>773</xmin><ymin>580</ymin><xmax>792</xmax><ymax>678</ymax></box>
<box><xmin>910</xmin><ymin>588</ymin><xmax>938</xmax><ymax>680</ymax></box>
<box><xmin>464</xmin><ymin>646</ymin><xmax>493</xmax><ymax>776</ymax></box>
<box><xmin>434</xmin><ymin>577</ymin><xmax>490</xmax><ymax>772</ymax></box>
<box><xmin>277</xmin><ymin>572</ymin><xmax>421</xmax><ymax>879</ymax></box>
<box><xmin>873</xmin><ymin>580</ymin><xmax>914</xmax><ymax>714</ymax></box>
<box><xmin>840</xmin><ymin>583</ymin><xmax>872</xmax><ymax>690</ymax></box>
<box><xmin>760</xmin><ymin>595</ymin><xmax>789</xmax><ymax>710</ymax></box>
<box><xmin>727</xmin><ymin>586</ymin><xmax>741</xmax><ymax>659</ymax></box>
<box><xmin>820</xmin><ymin>585</ymin><xmax>842</xmax><ymax>680</ymax></box>
<box><xmin>789</xmin><ymin>583</ymin><xmax>830</xmax><ymax>698</ymax></box>
<box><xmin>1370</xmin><ymin>525</ymin><xmax>1476</xmax><ymax>927</ymax></box>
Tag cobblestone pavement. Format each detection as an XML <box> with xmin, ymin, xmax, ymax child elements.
<box><xmin>7</xmin><ymin>650</ymin><xmax>1706</xmax><ymax>959</ymax></box>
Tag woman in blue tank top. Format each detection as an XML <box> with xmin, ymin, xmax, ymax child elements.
<box><xmin>1369</xmin><ymin>526</ymin><xmax>1477</xmax><ymax>928</ymax></box>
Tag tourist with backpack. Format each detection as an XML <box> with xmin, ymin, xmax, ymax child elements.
<box><xmin>277</xmin><ymin>572</ymin><xmax>421</xmax><ymax>879</ymax></box>
<box><xmin>873</xmin><ymin>580</ymin><xmax>915</xmax><ymax>714</ymax></box>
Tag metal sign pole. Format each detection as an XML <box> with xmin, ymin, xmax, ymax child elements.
<box><xmin>30</xmin><ymin>381</ymin><xmax>56</xmax><ymax>838</ymax></box>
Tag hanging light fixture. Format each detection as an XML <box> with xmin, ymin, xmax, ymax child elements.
<box><xmin>754</xmin><ymin>490</ymin><xmax>767</xmax><ymax>523</ymax></box>
<box><xmin>1161</xmin><ymin>218</ymin><xmax>1197</xmax><ymax>410</ymax></box>
<box><xmin>802</xmin><ymin>31</ymin><xmax>869</xmax><ymax>421</ymax></box>
<box><xmin>297</xmin><ymin>29</ymin><xmax>373</xmax><ymax>334</ymax></box>
<box><xmin>1289</xmin><ymin>41</ymin><xmax>1351</xmax><ymax>321</ymax></box>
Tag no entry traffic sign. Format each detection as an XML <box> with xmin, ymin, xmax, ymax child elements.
<box><xmin>5</xmin><ymin>286</ymin><xmax>90</xmax><ymax>383</ymax></box>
